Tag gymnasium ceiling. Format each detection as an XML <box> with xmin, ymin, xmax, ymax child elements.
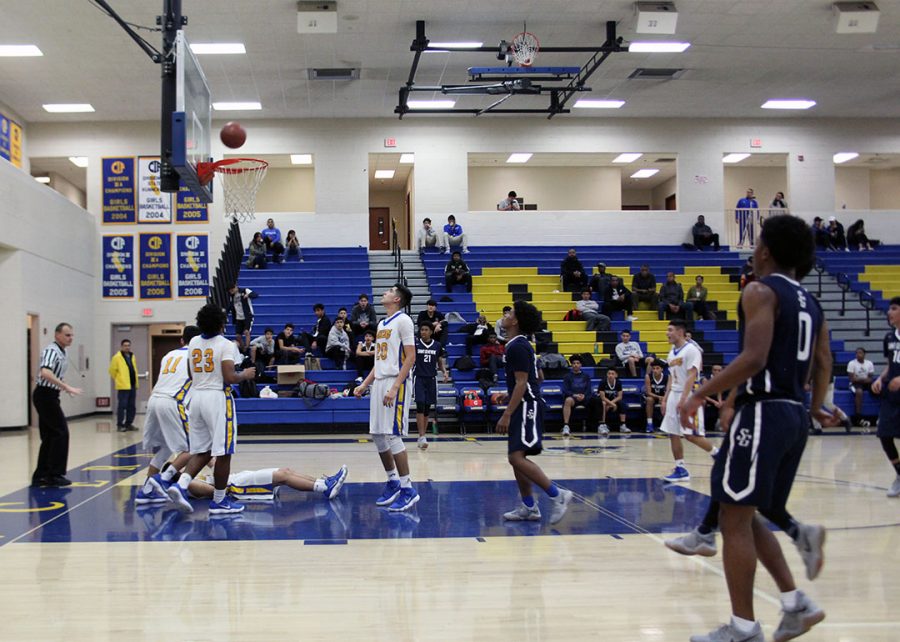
<box><xmin>3</xmin><ymin>0</ymin><xmax>900</xmax><ymax>123</ymax></box>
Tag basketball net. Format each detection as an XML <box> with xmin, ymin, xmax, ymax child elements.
<box><xmin>510</xmin><ymin>31</ymin><xmax>539</xmax><ymax>67</ymax></box>
<box><xmin>199</xmin><ymin>158</ymin><xmax>269</xmax><ymax>224</ymax></box>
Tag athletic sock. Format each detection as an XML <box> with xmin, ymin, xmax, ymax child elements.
<box><xmin>313</xmin><ymin>478</ymin><xmax>327</xmax><ymax>493</ymax></box>
<box><xmin>780</xmin><ymin>590</ymin><xmax>799</xmax><ymax>610</ymax></box>
<box><xmin>399</xmin><ymin>474</ymin><xmax>412</xmax><ymax>489</ymax></box>
<box><xmin>522</xmin><ymin>495</ymin><xmax>535</xmax><ymax>508</ymax></box>
<box><xmin>177</xmin><ymin>473</ymin><xmax>192</xmax><ymax>489</ymax></box>
<box><xmin>160</xmin><ymin>465</ymin><xmax>177</xmax><ymax>482</ymax></box>
<box><xmin>675</xmin><ymin>459</ymin><xmax>685</xmax><ymax>468</ymax></box>
<box><xmin>710</xmin><ymin>446</ymin><xmax>719</xmax><ymax>458</ymax></box>
<box><xmin>545</xmin><ymin>483</ymin><xmax>560</xmax><ymax>499</ymax></box>
<box><xmin>386</xmin><ymin>468</ymin><xmax>399</xmax><ymax>482</ymax></box>
<box><xmin>212</xmin><ymin>488</ymin><xmax>226</xmax><ymax>504</ymax></box>
<box><xmin>730</xmin><ymin>615</ymin><xmax>757</xmax><ymax>635</ymax></box>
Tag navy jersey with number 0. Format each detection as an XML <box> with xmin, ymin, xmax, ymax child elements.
<box><xmin>736</xmin><ymin>273</ymin><xmax>824</xmax><ymax>404</ymax></box>
<box><xmin>504</xmin><ymin>335</ymin><xmax>539</xmax><ymax>402</ymax></box>
<box><xmin>414</xmin><ymin>338</ymin><xmax>442</xmax><ymax>379</ymax></box>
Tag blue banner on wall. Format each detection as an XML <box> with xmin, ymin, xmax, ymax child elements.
<box><xmin>176</xmin><ymin>233</ymin><xmax>209</xmax><ymax>298</ymax></box>
<box><xmin>101</xmin><ymin>235</ymin><xmax>135</xmax><ymax>299</ymax></box>
<box><xmin>102</xmin><ymin>157</ymin><xmax>137</xmax><ymax>224</ymax></box>
<box><xmin>175</xmin><ymin>185</ymin><xmax>209</xmax><ymax>223</ymax></box>
<box><xmin>0</xmin><ymin>114</ymin><xmax>9</xmax><ymax>161</ymax></box>
<box><xmin>139</xmin><ymin>233</ymin><xmax>172</xmax><ymax>300</ymax></box>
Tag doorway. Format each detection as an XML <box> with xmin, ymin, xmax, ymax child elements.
<box><xmin>26</xmin><ymin>313</ymin><xmax>40</xmax><ymax>426</ymax></box>
<box><xmin>150</xmin><ymin>325</ymin><xmax>186</xmax><ymax>387</ymax></box>
<box><xmin>369</xmin><ymin>207</ymin><xmax>391</xmax><ymax>251</ymax></box>
<box><xmin>110</xmin><ymin>324</ymin><xmax>151</xmax><ymax>414</ymax></box>
<box><xmin>665</xmin><ymin>194</ymin><xmax>677</xmax><ymax>210</ymax></box>
<box><xmin>368</xmin><ymin>153</ymin><xmax>414</xmax><ymax>250</ymax></box>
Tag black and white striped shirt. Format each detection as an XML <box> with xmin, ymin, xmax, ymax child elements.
<box><xmin>36</xmin><ymin>342</ymin><xmax>68</xmax><ymax>391</ymax></box>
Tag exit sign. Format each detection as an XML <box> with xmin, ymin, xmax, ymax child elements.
<box><xmin>141</xmin><ymin>308</ymin><xmax>154</xmax><ymax>317</ymax></box>
<box><xmin>384</xmin><ymin>137</ymin><xmax>397</xmax><ymax>148</ymax></box>
<box><xmin>750</xmin><ymin>138</ymin><xmax>762</xmax><ymax>148</ymax></box>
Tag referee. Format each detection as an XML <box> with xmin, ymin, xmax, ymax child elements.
<box><xmin>32</xmin><ymin>322</ymin><xmax>82</xmax><ymax>487</ymax></box>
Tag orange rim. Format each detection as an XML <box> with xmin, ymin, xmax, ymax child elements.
<box><xmin>198</xmin><ymin>158</ymin><xmax>268</xmax><ymax>186</ymax></box>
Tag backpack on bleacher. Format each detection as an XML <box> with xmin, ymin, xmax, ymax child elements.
<box><xmin>238</xmin><ymin>378</ymin><xmax>258</xmax><ymax>398</ymax></box>
<box><xmin>294</xmin><ymin>380</ymin><xmax>330</xmax><ymax>400</ymax></box>
<box><xmin>576</xmin><ymin>352</ymin><xmax>596</xmax><ymax>367</ymax></box>
<box><xmin>538</xmin><ymin>353</ymin><xmax>569</xmax><ymax>379</ymax></box>
<box><xmin>454</xmin><ymin>355</ymin><xmax>476</xmax><ymax>371</ymax></box>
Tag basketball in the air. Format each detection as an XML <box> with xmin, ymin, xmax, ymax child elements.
<box><xmin>220</xmin><ymin>121</ymin><xmax>247</xmax><ymax>149</ymax></box>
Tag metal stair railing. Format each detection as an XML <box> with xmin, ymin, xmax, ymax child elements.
<box><xmin>207</xmin><ymin>219</ymin><xmax>244</xmax><ymax>310</ymax></box>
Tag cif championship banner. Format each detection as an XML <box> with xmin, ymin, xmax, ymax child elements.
<box><xmin>176</xmin><ymin>233</ymin><xmax>209</xmax><ymax>298</ymax></box>
<box><xmin>137</xmin><ymin>156</ymin><xmax>173</xmax><ymax>224</ymax></box>
<box><xmin>176</xmin><ymin>185</ymin><xmax>208</xmax><ymax>223</ymax></box>
<box><xmin>101</xmin><ymin>235</ymin><xmax>135</xmax><ymax>299</ymax></box>
<box><xmin>0</xmin><ymin>112</ymin><xmax>23</xmax><ymax>168</ymax></box>
<box><xmin>102</xmin><ymin>157</ymin><xmax>136</xmax><ymax>224</ymax></box>
<box><xmin>139</xmin><ymin>232</ymin><xmax>172</xmax><ymax>299</ymax></box>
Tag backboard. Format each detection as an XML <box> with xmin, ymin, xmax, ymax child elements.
<box><xmin>172</xmin><ymin>30</ymin><xmax>213</xmax><ymax>203</ymax></box>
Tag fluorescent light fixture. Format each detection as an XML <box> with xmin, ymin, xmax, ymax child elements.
<box><xmin>426</xmin><ymin>42</ymin><xmax>483</xmax><ymax>51</ymax></box>
<box><xmin>506</xmin><ymin>153</ymin><xmax>533</xmax><ymax>164</ymax></box>
<box><xmin>68</xmin><ymin>156</ymin><xmax>89</xmax><ymax>168</ymax></box>
<box><xmin>613</xmin><ymin>153</ymin><xmax>643</xmax><ymax>163</ymax></box>
<box><xmin>34</xmin><ymin>176</ymin><xmax>50</xmax><ymax>184</ymax></box>
<box><xmin>42</xmin><ymin>103</ymin><xmax>95</xmax><ymax>113</ymax></box>
<box><xmin>290</xmin><ymin>154</ymin><xmax>313</xmax><ymax>165</ymax></box>
<box><xmin>573</xmin><ymin>99</ymin><xmax>625</xmax><ymax>109</ymax></box>
<box><xmin>833</xmin><ymin>152</ymin><xmax>859</xmax><ymax>164</ymax></box>
<box><xmin>374</xmin><ymin>170</ymin><xmax>395</xmax><ymax>179</ymax></box>
<box><xmin>723</xmin><ymin>153</ymin><xmax>751</xmax><ymax>164</ymax></box>
<box><xmin>399</xmin><ymin>154</ymin><xmax>415</xmax><ymax>164</ymax></box>
<box><xmin>190</xmin><ymin>42</ymin><xmax>246</xmax><ymax>55</ymax></box>
<box><xmin>212</xmin><ymin>101</ymin><xmax>262</xmax><ymax>111</ymax></box>
<box><xmin>761</xmin><ymin>99</ymin><xmax>816</xmax><ymax>110</ymax></box>
<box><xmin>629</xmin><ymin>41</ymin><xmax>691</xmax><ymax>53</ymax></box>
<box><xmin>406</xmin><ymin>100</ymin><xmax>456</xmax><ymax>109</ymax></box>
<box><xmin>0</xmin><ymin>45</ymin><xmax>43</xmax><ymax>57</ymax></box>
<box><xmin>630</xmin><ymin>168</ymin><xmax>659</xmax><ymax>178</ymax></box>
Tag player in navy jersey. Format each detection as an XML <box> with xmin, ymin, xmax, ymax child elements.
<box><xmin>680</xmin><ymin>215</ymin><xmax>835</xmax><ymax>642</ymax></box>
<box><xmin>495</xmin><ymin>300</ymin><xmax>574</xmax><ymax>524</ymax></box>
<box><xmin>413</xmin><ymin>324</ymin><xmax>449</xmax><ymax>450</ymax></box>
<box><xmin>871</xmin><ymin>296</ymin><xmax>900</xmax><ymax>497</ymax></box>
<box><xmin>644</xmin><ymin>360</ymin><xmax>668</xmax><ymax>432</ymax></box>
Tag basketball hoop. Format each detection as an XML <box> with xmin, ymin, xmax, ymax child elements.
<box><xmin>198</xmin><ymin>158</ymin><xmax>268</xmax><ymax>223</ymax></box>
<box><xmin>510</xmin><ymin>31</ymin><xmax>540</xmax><ymax>67</ymax></box>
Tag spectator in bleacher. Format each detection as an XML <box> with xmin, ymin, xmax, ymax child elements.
<box><xmin>442</xmin><ymin>215</ymin><xmax>469</xmax><ymax>254</ymax></box>
<box><xmin>771</xmin><ymin>191</ymin><xmax>788</xmax><ymax>210</ymax></box>
<box><xmin>632</xmin><ymin>264</ymin><xmax>659</xmax><ymax>311</ymax></box>
<box><xmin>561</xmin><ymin>356</ymin><xmax>592</xmax><ymax>437</ymax></box>
<box><xmin>735</xmin><ymin>187</ymin><xmax>759</xmax><ymax>247</ymax></box>
<box><xmin>685</xmin><ymin>331</ymin><xmax>704</xmax><ymax>354</ymax></box>
<box><xmin>848</xmin><ymin>347</ymin><xmax>876</xmax><ymax>426</ymax></box>
<box><xmin>227</xmin><ymin>283</ymin><xmax>258</xmax><ymax>352</ymax></box>
<box><xmin>589</xmin><ymin>262</ymin><xmax>612</xmax><ymax>298</ymax></box>
<box><xmin>249</xmin><ymin>328</ymin><xmax>276</xmax><ymax>373</ymax></box>
<box><xmin>702</xmin><ymin>364</ymin><xmax>725</xmax><ymax>430</ymax></box>
<box><xmin>307</xmin><ymin>304</ymin><xmax>332</xmax><ymax>355</ymax></box>
<box><xmin>284</xmin><ymin>229</ymin><xmax>303</xmax><ymax>262</ymax></box>
<box><xmin>417</xmin><ymin>299</ymin><xmax>447</xmax><ymax>345</ymax></box>
<box><xmin>691</xmin><ymin>215</ymin><xmax>720</xmax><ymax>251</ymax></box>
<box><xmin>336</xmin><ymin>307</ymin><xmax>349</xmax><ymax>327</ymax></box>
<box><xmin>479</xmin><ymin>333</ymin><xmax>506</xmax><ymax>382</ymax></box>
<box><xmin>416</xmin><ymin>218</ymin><xmax>443</xmax><ymax>253</ymax></box>
<box><xmin>465</xmin><ymin>313</ymin><xmax>492</xmax><ymax>351</ymax></box>
<box><xmin>276</xmin><ymin>323</ymin><xmax>306</xmax><ymax>365</ymax></box>
<box><xmin>603</xmin><ymin>276</ymin><xmax>635</xmax><ymax>320</ymax></box>
<box><xmin>497</xmin><ymin>190</ymin><xmax>521</xmax><ymax>211</ymax></box>
<box><xmin>644</xmin><ymin>359</ymin><xmax>668</xmax><ymax>433</ymax></box>
<box><xmin>560</xmin><ymin>248</ymin><xmax>588</xmax><ymax>292</ymax></box>
<box><xmin>847</xmin><ymin>219</ymin><xmax>876</xmax><ymax>251</ymax></box>
<box><xmin>349</xmin><ymin>293</ymin><xmax>378</xmax><ymax>338</ymax></box>
<box><xmin>325</xmin><ymin>318</ymin><xmax>352</xmax><ymax>370</ymax></box>
<box><xmin>827</xmin><ymin>216</ymin><xmax>848</xmax><ymax>252</ymax></box>
<box><xmin>739</xmin><ymin>256</ymin><xmax>755</xmax><ymax>289</ymax></box>
<box><xmin>812</xmin><ymin>217</ymin><xmax>831</xmax><ymax>250</ymax></box>
<box><xmin>247</xmin><ymin>232</ymin><xmax>267</xmax><ymax>269</ymax></box>
<box><xmin>355</xmin><ymin>330</ymin><xmax>376</xmax><ymax>376</ymax></box>
<box><xmin>260</xmin><ymin>218</ymin><xmax>285</xmax><ymax>264</ymax></box>
<box><xmin>616</xmin><ymin>330</ymin><xmax>652</xmax><ymax>377</ymax></box>
<box><xmin>658</xmin><ymin>272</ymin><xmax>693</xmax><ymax>321</ymax></box>
<box><xmin>444</xmin><ymin>251</ymin><xmax>472</xmax><ymax>292</ymax></box>
<box><xmin>589</xmin><ymin>369</ymin><xmax>629</xmax><ymax>435</ymax></box>
<box><xmin>495</xmin><ymin>306</ymin><xmax>512</xmax><ymax>343</ymax></box>
<box><xmin>576</xmin><ymin>288</ymin><xmax>611</xmax><ymax>331</ymax></box>
<box><xmin>686</xmin><ymin>275</ymin><xmax>716</xmax><ymax>321</ymax></box>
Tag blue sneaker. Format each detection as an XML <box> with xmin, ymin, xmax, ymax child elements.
<box><xmin>167</xmin><ymin>483</ymin><xmax>194</xmax><ymax>513</ymax></box>
<box><xmin>663</xmin><ymin>466</ymin><xmax>691</xmax><ymax>483</ymax></box>
<box><xmin>323</xmin><ymin>465</ymin><xmax>348</xmax><ymax>500</ymax></box>
<box><xmin>135</xmin><ymin>486</ymin><xmax>169</xmax><ymax>505</ymax></box>
<box><xmin>147</xmin><ymin>473</ymin><xmax>171</xmax><ymax>496</ymax></box>
<box><xmin>375</xmin><ymin>479</ymin><xmax>402</xmax><ymax>506</ymax></box>
<box><xmin>387</xmin><ymin>486</ymin><xmax>420</xmax><ymax>512</ymax></box>
<box><xmin>208</xmin><ymin>496</ymin><xmax>245</xmax><ymax>514</ymax></box>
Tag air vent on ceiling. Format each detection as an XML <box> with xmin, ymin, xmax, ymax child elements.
<box><xmin>654</xmin><ymin>157</ymin><xmax>677</xmax><ymax>162</ymax></box>
<box><xmin>308</xmin><ymin>67</ymin><xmax>360</xmax><ymax>81</ymax></box>
<box><xmin>628</xmin><ymin>67</ymin><xmax>685</xmax><ymax>79</ymax></box>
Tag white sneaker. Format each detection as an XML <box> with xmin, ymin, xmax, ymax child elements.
<box><xmin>793</xmin><ymin>523</ymin><xmax>826</xmax><ymax>580</ymax></box>
<box><xmin>598</xmin><ymin>424</ymin><xmax>610</xmax><ymax>435</ymax></box>
<box><xmin>888</xmin><ymin>475</ymin><xmax>900</xmax><ymax>498</ymax></box>
<box><xmin>503</xmin><ymin>503</ymin><xmax>541</xmax><ymax>521</ymax></box>
<box><xmin>549</xmin><ymin>488</ymin><xmax>574</xmax><ymax>525</ymax></box>
<box><xmin>665</xmin><ymin>528</ymin><xmax>717</xmax><ymax>557</ymax></box>
<box><xmin>773</xmin><ymin>591</ymin><xmax>826</xmax><ymax>642</ymax></box>
<box><xmin>462</xmin><ymin>249</ymin><xmax>470</xmax><ymax>254</ymax></box>
<box><xmin>619</xmin><ymin>426</ymin><xmax>631</xmax><ymax>434</ymax></box>
<box><xmin>626</xmin><ymin>315</ymin><xmax>637</xmax><ymax>321</ymax></box>
<box><xmin>417</xmin><ymin>436</ymin><xmax>428</xmax><ymax>450</ymax></box>
<box><xmin>562</xmin><ymin>425</ymin><xmax>571</xmax><ymax>437</ymax></box>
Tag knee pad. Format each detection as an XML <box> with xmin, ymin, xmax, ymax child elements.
<box><xmin>372</xmin><ymin>434</ymin><xmax>391</xmax><ymax>453</ymax></box>
<box><xmin>389</xmin><ymin>435</ymin><xmax>406</xmax><ymax>455</ymax></box>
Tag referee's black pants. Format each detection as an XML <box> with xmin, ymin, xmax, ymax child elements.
<box><xmin>32</xmin><ymin>386</ymin><xmax>70</xmax><ymax>482</ymax></box>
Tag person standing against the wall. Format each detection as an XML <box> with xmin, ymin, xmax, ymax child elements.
<box><xmin>32</xmin><ymin>322</ymin><xmax>82</xmax><ymax>487</ymax></box>
<box><xmin>109</xmin><ymin>338</ymin><xmax>139</xmax><ymax>432</ymax></box>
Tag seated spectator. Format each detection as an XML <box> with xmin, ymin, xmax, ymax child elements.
<box><xmin>691</xmin><ymin>215</ymin><xmax>720</xmax><ymax>251</ymax></box>
<box><xmin>847</xmin><ymin>219</ymin><xmax>876</xmax><ymax>251</ymax></box>
<box><xmin>589</xmin><ymin>262</ymin><xmax>612</xmax><ymax>297</ymax></box>
<box><xmin>247</xmin><ymin>232</ymin><xmax>267</xmax><ymax>269</ymax></box>
<box><xmin>336</xmin><ymin>307</ymin><xmax>349</xmax><ymax>328</ymax></box>
<box><xmin>616</xmin><ymin>330</ymin><xmax>649</xmax><ymax>377</ymax></box>
<box><xmin>827</xmin><ymin>216</ymin><xmax>848</xmax><ymax>252</ymax></box>
<box><xmin>497</xmin><ymin>190</ymin><xmax>521</xmax><ymax>211</ymax></box>
<box><xmin>631</xmin><ymin>264</ymin><xmax>658</xmax><ymax>311</ymax></box>
<box><xmin>588</xmin><ymin>369</ymin><xmax>629</xmax><ymax>435</ymax></box>
<box><xmin>276</xmin><ymin>323</ymin><xmax>307</xmax><ymax>365</ymax></box>
<box><xmin>349</xmin><ymin>293</ymin><xmax>378</xmax><ymax>338</ymax></box>
<box><xmin>657</xmin><ymin>272</ymin><xmax>693</xmax><ymax>321</ymax></box>
<box><xmin>479</xmin><ymin>333</ymin><xmax>505</xmax><ymax>382</ymax></box>
<box><xmin>249</xmin><ymin>327</ymin><xmax>276</xmax><ymax>373</ymax></box>
<box><xmin>494</xmin><ymin>306</ymin><xmax>512</xmax><ymax>343</ymax></box>
<box><xmin>847</xmin><ymin>347</ymin><xmax>875</xmax><ymax>426</ymax></box>
<box><xmin>644</xmin><ymin>360</ymin><xmax>668</xmax><ymax>433</ymax></box>
<box><xmin>560</xmin><ymin>248</ymin><xmax>588</xmax><ymax>292</ymax></box>
<box><xmin>573</xmin><ymin>288</ymin><xmax>611</xmax><ymax>331</ymax></box>
<box><xmin>561</xmin><ymin>356</ymin><xmax>592</xmax><ymax>436</ymax></box>
<box><xmin>685</xmin><ymin>331</ymin><xmax>704</xmax><ymax>354</ymax></box>
<box><xmin>812</xmin><ymin>217</ymin><xmax>831</xmax><ymax>250</ymax></box>
<box><xmin>260</xmin><ymin>218</ymin><xmax>285</xmax><ymax>264</ymax></box>
<box><xmin>739</xmin><ymin>256</ymin><xmax>755</xmax><ymax>289</ymax></box>
<box><xmin>702</xmin><ymin>364</ymin><xmax>725</xmax><ymax>430</ymax></box>
<box><xmin>306</xmin><ymin>303</ymin><xmax>332</xmax><ymax>355</ymax></box>
<box><xmin>445</xmin><ymin>251</ymin><xmax>472</xmax><ymax>292</ymax></box>
<box><xmin>442</xmin><ymin>215</ymin><xmax>469</xmax><ymax>254</ymax></box>
<box><xmin>325</xmin><ymin>318</ymin><xmax>352</xmax><ymax>369</ymax></box>
<box><xmin>771</xmin><ymin>191</ymin><xmax>788</xmax><ymax>210</ymax></box>
<box><xmin>284</xmin><ymin>229</ymin><xmax>303</xmax><ymax>262</ymax></box>
<box><xmin>416</xmin><ymin>217</ymin><xmax>443</xmax><ymax>253</ymax></box>
<box><xmin>686</xmin><ymin>275</ymin><xmax>716</xmax><ymax>321</ymax></box>
<box><xmin>603</xmin><ymin>276</ymin><xmax>635</xmax><ymax>320</ymax></box>
<box><xmin>355</xmin><ymin>330</ymin><xmax>376</xmax><ymax>376</ymax></box>
<box><xmin>465</xmin><ymin>313</ymin><xmax>492</xmax><ymax>351</ymax></box>
<box><xmin>417</xmin><ymin>299</ymin><xmax>447</xmax><ymax>345</ymax></box>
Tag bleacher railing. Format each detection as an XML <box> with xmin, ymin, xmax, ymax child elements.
<box><xmin>389</xmin><ymin>217</ymin><xmax>410</xmax><ymax>313</ymax></box>
<box><xmin>836</xmin><ymin>272</ymin><xmax>851</xmax><ymax>317</ymax></box>
<box><xmin>813</xmin><ymin>258</ymin><xmax>825</xmax><ymax>298</ymax></box>
<box><xmin>859</xmin><ymin>290</ymin><xmax>877</xmax><ymax>337</ymax></box>
<box><xmin>208</xmin><ymin>219</ymin><xmax>244</xmax><ymax>310</ymax></box>
<box><xmin>724</xmin><ymin>208</ymin><xmax>786</xmax><ymax>250</ymax></box>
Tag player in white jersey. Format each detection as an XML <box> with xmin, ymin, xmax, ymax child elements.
<box><xmin>167</xmin><ymin>304</ymin><xmax>256</xmax><ymax>515</ymax></box>
<box><xmin>660</xmin><ymin>320</ymin><xmax>718</xmax><ymax>482</ymax></box>
<box><xmin>185</xmin><ymin>461</ymin><xmax>349</xmax><ymax>502</ymax></box>
<box><xmin>354</xmin><ymin>284</ymin><xmax>419</xmax><ymax>512</ymax></box>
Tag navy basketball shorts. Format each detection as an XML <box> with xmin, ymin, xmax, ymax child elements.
<box><xmin>877</xmin><ymin>395</ymin><xmax>900</xmax><ymax>438</ymax></box>
<box><xmin>711</xmin><ymin>399</ymin><xmax>809</xmax><ymax>510</ymax></box>
<box><xmin>414</xmin><ymin>375</ymin><xmax>437</xmax><ymax>413</ymax></box>
<box><xmin>507</xmin><ymin>398</ymin><xmax>543</xmax><ymax>456</ymax></box>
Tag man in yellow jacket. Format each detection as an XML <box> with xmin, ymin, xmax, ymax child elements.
<box><xmin>109</xmin><ymin>339</ymin><xmax>138</xmax><ymax>432</ymax></box>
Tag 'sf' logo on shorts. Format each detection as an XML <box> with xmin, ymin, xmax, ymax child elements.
<box><xmin>527</xmin><ymin>408</ymin><xmax>535</xmax><ymax>420</ymax></box>
<box><xmin>736</xmin><ymin>427</ymin><xmax>752</xmax><ymax>448</ymax></box>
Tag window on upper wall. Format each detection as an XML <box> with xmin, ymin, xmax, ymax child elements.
<box><xmin>722</xmin><ymin>153</ymin><xmax>788</xmax><ymax>212</ymax></box>
<box><xmin>833</xmin><ymin>153</ymin><xmax>900</xmax><ymax>211</ymax></box>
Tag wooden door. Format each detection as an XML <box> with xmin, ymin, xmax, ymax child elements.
<box><xmin>369</xmin><ymin>207</ymin><xmax>391</xmax><ymax>250</ymax></box>
<box><xmin>665</xmin><ymin>193</ymin><xmax>677</xmax><ymax>210</ymax></box>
